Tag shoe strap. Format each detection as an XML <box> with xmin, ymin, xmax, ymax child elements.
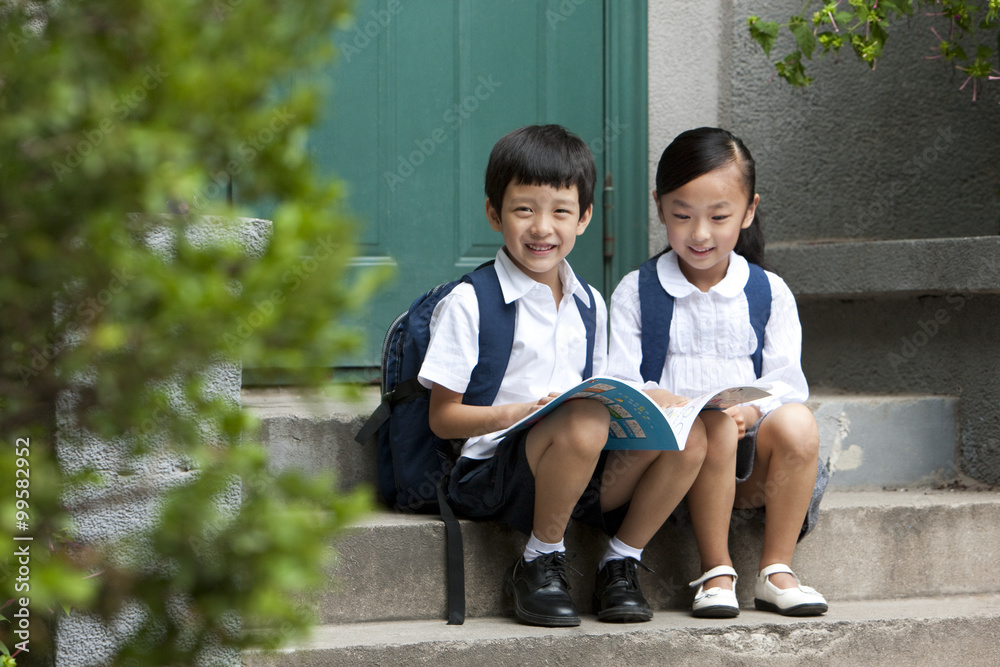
<box><xmin>688</xmin><ymin>565</ymin><xmax>738</xmax><ymax>588</ymax></box>
<box><xmin>758</xmin><ymin>563</ymin><xmax>797</xmax><ymax>581</ymax></box>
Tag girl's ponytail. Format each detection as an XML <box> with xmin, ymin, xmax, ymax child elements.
<box><xmin>734</xmin><ymin>209</ymin><xmax>769</xmax><ymax>270</ymax></box>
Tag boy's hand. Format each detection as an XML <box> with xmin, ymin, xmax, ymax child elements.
<box><xmin>429</xmin><ymin>384</ymin><xmax>563</xmax><ymax>439</ymax></box>
<box><xmin>724</xmin><ymin>404</ymin><xmax>762</xmax><ymax>439</ymax></box>
<box><xmin>644</xmin><ymin>388</ymin><xmax>689</xmax><ymax>409</ymax></box>
<box><xmin>533</xmin><ymin>392</ymin><xmax>563</xmax><ymax>408</ymax></box>
<box><xmin>513</xmin><ymin>392</ymin><xmax>562</xmax><ymax>420</ymax></box>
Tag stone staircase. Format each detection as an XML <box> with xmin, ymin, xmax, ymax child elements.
<box><xmin>240</xmin><ymin>381</ymin><xmax>1000</xmax><ymax>666</ymax></box>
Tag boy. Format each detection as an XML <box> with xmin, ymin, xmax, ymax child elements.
<box><xmin>419</xmin><ymin>125</ymin><xmax>727</xmax><ymax>627</ymax></box>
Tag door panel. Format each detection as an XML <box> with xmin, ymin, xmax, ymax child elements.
<box><xmin>272</xmin><ymin>0</ymin><xmax>644</xmax><ymax>371</ymax></box>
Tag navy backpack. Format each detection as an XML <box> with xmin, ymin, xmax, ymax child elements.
<box><xmin>355</xmin><ymin>260</ymin><xmax>597</xmax><ymax>624</ymax></box>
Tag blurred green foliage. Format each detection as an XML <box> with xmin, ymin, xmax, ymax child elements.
<box><xmin>0</xmin><ymin>0</ymin><xmax>380</xmax><ymax>663</ymax></box>
<box><xmin>748</xmin><ymin>0</ymin><xmax>1000</xmax><ymax>99</ymax></box>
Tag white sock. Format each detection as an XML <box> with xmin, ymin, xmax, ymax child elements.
<box><xmin>599</xmin><ymin>536</ymin><xmax>643</xmax><ymax>570</ymax></box>
<box><xmin>523</xmin><ymin>532</ymin><xmax>565</xmax><ymax>562</ymax></box>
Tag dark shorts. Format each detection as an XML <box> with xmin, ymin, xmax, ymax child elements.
<box><xmin>447</xmin><ymin>428</ymin><xmax>629</xmax><ymax>537</ymax></box>
<box><xmin>734</xmin><ymin>415</ymin><xmax>830</xmax><ymax>539</ymax></box>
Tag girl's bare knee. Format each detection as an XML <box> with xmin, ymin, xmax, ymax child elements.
<box><xmin>768</xmin><ymin>404</ymin><xmax>819</xmax><ymax>465</ymax></box>
<box><xmin>701</xmin><ymin>412</ymin><xmax>738</xmax><ymax>463</ymax></box>
<box><xmin>679</xmin><ymin>419</ymin><xmax>709</xmax><ymax>467</ymax></box>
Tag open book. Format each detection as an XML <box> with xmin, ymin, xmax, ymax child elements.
<box><xmin>500</xmin><ymin>376</ymin><xmax>787</xmax><ymax>451</ymax></box>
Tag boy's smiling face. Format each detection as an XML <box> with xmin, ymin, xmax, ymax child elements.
<box><xmin>487</xmin><ymin>180</ymin><xmax>592</xmax><ymax>292</ymax></box>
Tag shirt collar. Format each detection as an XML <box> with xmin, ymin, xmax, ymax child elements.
<box><xmin>657</xmin><ymin>250</ymin><xmax>749</xmax><ymax>298</ymax></box>
<box><xmin>494</xmin><ymin>248</ymin><xmax>591</xmax><ymax>306</ymax></box>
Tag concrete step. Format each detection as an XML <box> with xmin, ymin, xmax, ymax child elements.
<box><xmin>809</xmin><ymin>393</ymin><xmax>958</xmax><ymax>488</ymax></box>
<box><xmin>308</xmin><ymin>489</ymin><xmax>1000</xmax><ymax>625</ymax></box>
<box><xmin>243</xmin><ymin>385</ymin><xmax>381</xmax><ymax>494</ymax></box>
<box><xmin>244</xmin><ymin>593</ymin><xmax>1000</xmax><ymax>666</ymax></box>
<box><xmin>768</xmin><ymin>236</ymin><xmax>1000</xmax><ymax>299</ymax></box>
<box><xmin>243</xmin><ymin>388</ymin><xmax>960</xmax><ymax>493</ymax></box>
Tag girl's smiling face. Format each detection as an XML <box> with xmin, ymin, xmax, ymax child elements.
<box><xmin>654</xmin><ymin>164</ymin><xmax>758</xmax><ymax>292</ymax></box>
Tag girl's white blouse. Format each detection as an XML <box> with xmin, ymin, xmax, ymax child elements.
<box><xmin>607</xmin><ymin>250</ymin><xmax>809</xmax><ymax>413</ymax></box>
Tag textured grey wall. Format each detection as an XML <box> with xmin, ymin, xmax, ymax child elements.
<box><xmin>725</xmin><ymin>0</ymin><xmax>1000</xmax><ymax>243</ymax></box>
<box><xmin>649</xmin><ymin>0</ymin><xmax>1000</xmax><ymax>245</ymax></box>
<box><xmin>647</xmin><ymin>0</ymin><xmax>727</xmax><ymax>254</ymax></box>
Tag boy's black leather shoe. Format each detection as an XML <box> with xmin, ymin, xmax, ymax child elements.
<box><xmin>503</xmin><ymin>552</ymin><xmax>580</xmax><ymax>627</ymax></box>
<box><xmin>593</xmin><ymin>557</ymin><xmax>653</xmax><ymax>622</ymax></box>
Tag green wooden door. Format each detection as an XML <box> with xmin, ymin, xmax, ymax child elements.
<box><xmin>303</xmin><ymin>0</ymin><xmax>647</xmax><ymax>372</ymax></box>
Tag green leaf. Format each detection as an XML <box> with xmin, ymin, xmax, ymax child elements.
<box><xmin>835</xmin><ymin>11</ymin><xmax>856</xmax><ymax>26</ymax></box>
<box><xmin>940</xmin><ymin>41</ymin><xmax>970</xmax><ymax>62</ymax></box>
<box><xmin>968</xmin><ymin>49</ymin><xmax>996</xmax><ymax>77</ymax></box>
<box><xmin>775</xmin><ymin>52</ymin><xmax>814</xmax><ymax>87</ymax></box>
<box><xmin>879</xmin><ymin>0</ymin><xmax>914</xmax><ymax>17</ymax></box>
<box><xmin>870</xmin><ymin>19</ymin><xmax>890</xmax><ymax>47</ymax></box>
<box><xmin>748</xmin><ymin>16</ymin><xmax>780</xmax><ymax>57</ymax></box>
<box><xmin>850</xmin><ymin>33</ymin><xmax>884</xmax><ymax>64</ymax></box>
<box><xmin>789</xmin><ymin>15</ymin><xmax>817</xmax><ymax>59</ymax></box>
<box><xmin>818</xmin><ymin>31</ymin><xmax>845</xmax><ymax>54</ymax></box>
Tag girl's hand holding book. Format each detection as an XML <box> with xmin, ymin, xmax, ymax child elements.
<box><xmin>644</xmin><ymin>388</ymin><xmax>690</xmax><ymax>409</ymax></box>
<box><xmin>724</xmin><ymin>404</ymin><xmax>762</xmax><ymax>439</ymax></box>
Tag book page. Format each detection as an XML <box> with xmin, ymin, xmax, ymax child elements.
<box><xmin>499</xmin><ymin>377</ymin><xmax>779</xmax><ymax>452</ymax></box>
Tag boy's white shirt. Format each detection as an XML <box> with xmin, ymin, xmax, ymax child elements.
<box><xmin>418</xmin><ymin>249</ymin><xmax>608</xmax><ymax>460</ymax></box>
<box><xmin>606</xmin><ymin>250</ymin><xmax>809</xmax><ymax>414</ymax></box>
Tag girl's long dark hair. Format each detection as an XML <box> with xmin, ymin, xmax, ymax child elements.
<box><xmin>654</xmin><ymin>127</ymin><xmax>770</xmax><ymax>270</ymax></box>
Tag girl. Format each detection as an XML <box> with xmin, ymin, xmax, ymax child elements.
<box><xmin>607</xmin><ymin>127</ymin><xmax>829</xmax><ymax>617</ymax></box>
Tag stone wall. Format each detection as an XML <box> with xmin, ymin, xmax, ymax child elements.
<box><xmin>54</xmin><ymin>218</ymin><xmax>270</xmax><ymax>666</ymax></box>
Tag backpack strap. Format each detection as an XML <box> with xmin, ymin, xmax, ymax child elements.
<box><xmin>467</xmin><ymin>264</ymin><xmax>598</xmax><ymax>385</ymax></box>
<box><xmin>463</xmin><ymin>263</ymin><xmax>515</xmax><ymax>405</ymax></box>
<box><xmin>637</xmin><ymin>254</ymin><xmax>772</xmax><ymax>382</ymax></box>
<box><xmin>638</xmin><ymin>254</ymin><xmax>671</xmax><ymax>383</ymax></box>
<box><xmin>437</xmin><ymin>472</ymin><xmax>465</xmax><ymax>624</ymax></box>
<box><xmin>422</xmin><ymin>262</ymin><xmax>514</xmax><ymax>625</ymax></box>
<box><xmin>745</xmin><ymin>263</ymin><xmax>771</xmax><ymax>379</ymax></box>
<box><xmin>573</xmin><ymin>276</ymin><xmax>597</xmax><ymax>379</ymax></box>
<box><xmin>434</xmin><ymin>262</ymin><xmax>513</xmax><ymax>626</ymax></box>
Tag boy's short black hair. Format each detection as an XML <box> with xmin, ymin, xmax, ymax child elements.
<box><xmin>484</xmin><ymin>124</ymin><xmax>596</xmax><ymax>219</ymax></box>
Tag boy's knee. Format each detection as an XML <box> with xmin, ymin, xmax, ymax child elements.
<box><xmin>549</xmin><ymin>398</ymin><xmax>610</xmax><ymax>456</ymax></box>
<box><xmin>562</xmin><ymin>398</ymin><xmax>611</xmax><ymax>433</ymax></box>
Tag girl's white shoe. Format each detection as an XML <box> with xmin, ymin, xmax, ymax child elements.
<box><xmin>689</xmin><ymin>565</ymin><xmax>740</xmax><ymax>618</ymax></box>
<box><xmin>753</xmin><ymin>563</ymin><xmax>828</xmax><ymax>616</ymax></box>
